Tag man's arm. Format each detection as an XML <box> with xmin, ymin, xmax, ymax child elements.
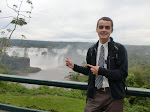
<box><xmin>73</xmin><ymin>64</ymin><xmax>89</xmax><ymax>75</ymax></box>
<box><xmin>65</xmin><ymin>46</ymin><xmax>93</xmax><ymax>75</ymax></box>
<box><xmin>65</xmin><ymin>57</ymin><xmax>89</xmax><ymax>75</ymax></box>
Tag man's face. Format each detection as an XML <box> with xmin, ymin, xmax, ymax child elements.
<box><xmin>96</xmin><ymin>20</ymin><xmax>113</xmax><ymax>41</ymax></box>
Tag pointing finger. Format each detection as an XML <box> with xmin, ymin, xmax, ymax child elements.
<box><xmin>65</xmin><ymin>57</ymin><xmax>71</xmax><ymax>62</ymax></box>
<box><xmin>66</xmin><ymin>57</ymin><xmax>69</xmax><ymax>60</ymax></box>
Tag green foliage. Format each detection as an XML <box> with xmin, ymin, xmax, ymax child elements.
<box><xmin>0</xmin><ymin>38</ymin><xmax>10</xmax><ymax>61</ymax></box>
<box><xmin>7</xmin><ymin>83</ymin><xmax>30</xmax><ymax>95</ymax></box>
<box><xmin>124</xmin><ymin>97</ymin><xmax>150</xmax><ymax>112</ymax></box>
<box><xmin>65</xmin><ymin>61</ymin><xmax>88</xmax><ymax>82</ymax></box>
<box><xmin>81</xmin><ymin>60</ymin><xmax>87</xmax><ymax>67</ymax></box>
<box><xmin>0</xmin><ymin>81</ymin><xmax>29</xmax><ymax>94</ymax></box>
<box><xmin>0</xmin><ymin>62</ymin><xmax>11</xmax><ymax>74</ymax></box>
<box><xmin>30</xmin><ymin>86</ymin><xmax>86</xmax><ymax>100</ymax></box>
<box><xmin>0</xmin><ymin>37</ymin><xmax>9</xmax><ymax>48</ymax></box>
<box><xmin>0</xmin><ymin>81</ymin><xmax>86</xmax><ymax>100</ymax></box>
<box><xmin>0</xmin><ymin>81</ymin><xmax>9</xmax><ymax>94</ymax></box>
<box><xmin>124</xmin><ymin>105</ymin><xmax>149</xmax><ymax>112</ymax></box>
<box><xmin>11</xmin><ymin>18</ymin><xmax>27</xmax><ymax>26</ymax></box>
<box><xmin>0</xmin><ymin>81</ymin><xmax>86</xmax><ymax>111</ymax></box>
<box><xmin>125</xmin><ymin>73</ymin><xmax>136</xmax><ymax>87</ymax></box>
<box><xmin>0</xmin><ymin>94</ymin><xmax>85</xmax><ymax>112</ymax></box>
<box><xmin>9</xmin><ymin>39</ymin><xmax>93</xmax><ymax>48</ymax></box>
<box><xmin>124</xmin><ymin>65</ymin><xmax>150</xmax><ymax>112</ymax></box>
<box><xmin>67</xmin><ymin>72</ymin><xmax>88</xmax><ymax>82</ymax></box>
<box><xmin>127</xmin><ymin>65</ymin><xmax>150</xmax><ymax>89</ymax></box>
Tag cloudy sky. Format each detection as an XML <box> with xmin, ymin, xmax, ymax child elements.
<box><xmin>1</xmin><ymin>0</ymin><xmax>150</xmax><ymax>45</ymax></box>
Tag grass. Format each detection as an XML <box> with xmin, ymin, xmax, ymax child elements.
<box><xmin>0</xmin><ymin>94</ymin><xmax>86</xmax><ymax>112</ymax></box>
<box><xmin>0</xmin><ymin>80</ymin><xmax>149</xmax><ymax>112</ymax></box>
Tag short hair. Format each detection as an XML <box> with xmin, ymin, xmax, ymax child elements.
<box><xmin>96</xmin><ymin>17</ymin><xmax>113</xmax><ymax>28</ymax></box>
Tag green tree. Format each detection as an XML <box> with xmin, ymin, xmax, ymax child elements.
<box><xmin>0</xmin><ymin>0</ymin><xmax>33</xmax><ymax>61</ymax></box>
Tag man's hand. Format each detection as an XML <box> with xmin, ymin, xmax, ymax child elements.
<box><xmin>87</xmin><ymin>64</ymin><xmax>99</xmax><ymax>75</ymax></box>
<box><xmin>65</xmin><ymin>57</ymin><xmax>74</xmax><ymax>69</ymax></box>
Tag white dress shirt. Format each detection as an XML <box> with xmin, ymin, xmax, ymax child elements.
<box><xmin>96</xmin><ymin>40</ymin><xmax>110</xmax><ymax>88</ymax></box>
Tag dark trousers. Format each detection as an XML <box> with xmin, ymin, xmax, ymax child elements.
<box><xmin>84</xmin><ymin>88</ymin><xmax>124</xmax><ymax>112</ymax></box>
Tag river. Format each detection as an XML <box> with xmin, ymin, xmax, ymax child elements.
<box><xmin>27</xmin><ymin>66</ymin><xmax>72</xmax><ymax>81</ymax></box>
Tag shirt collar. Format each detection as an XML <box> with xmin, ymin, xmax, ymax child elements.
<box><xmin>98</xmin><ymin>39</ymin><xmax>110</xmax><ymax>48</ymax></box>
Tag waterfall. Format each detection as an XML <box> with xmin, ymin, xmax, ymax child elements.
<box><xmin>6</xmin><ymin>45</ymin><xmax>88</xmax><ymax>70</ymax></box>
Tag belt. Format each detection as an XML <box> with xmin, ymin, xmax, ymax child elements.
<box><xmin>96</xmin><ymin>87</ymin><xmax>110</xmax><ymax>92</ymax></box>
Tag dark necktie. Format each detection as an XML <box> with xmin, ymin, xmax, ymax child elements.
<box><xmin>95</xmin><ymin>45</ymin><xmax>104</xmax><ymax>89</ymax></box>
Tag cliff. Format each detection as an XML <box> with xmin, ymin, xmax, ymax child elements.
<box><xmin>1</xmin><ymin>54</ymin><xmax>41</xmax><ymax>74</ymax></box>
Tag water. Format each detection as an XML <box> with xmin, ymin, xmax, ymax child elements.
<box><xmin>27</xmin><ymin>66</ymin><xmax>72</xmax><ymax>81</ymax></box>
<box><xmin>20</xmin><ymin>66</ymin><xmax>72</xmax><ymax>88</ymax></box>
<box><xmin>5</xmin><ymin>42</ymin><xmax>93</xmax><ymax>88</ymax></box>
<box><xmin>6</xmin><ymin>45</ymin><xmax>88</xmax><ymax>82</ymax></box>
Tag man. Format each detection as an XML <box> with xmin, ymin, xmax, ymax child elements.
<box><xmin>65</xmin><ymin>17</ymin><xmax>128</xmax><ymax>112</ymax></box>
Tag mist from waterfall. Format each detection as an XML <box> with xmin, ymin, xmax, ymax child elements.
<box><xmin>6</xmin><ymin>43</ymin><xmax>91</xmax><ymax>81</ymax></box>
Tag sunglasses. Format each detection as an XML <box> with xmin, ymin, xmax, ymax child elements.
<box><xmin>98</xmin><ymin>25</ymin><xmax>111</xmax><ymax>30</ymax></box>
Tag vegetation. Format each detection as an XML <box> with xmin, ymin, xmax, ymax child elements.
<box><xmin>0</xmin><ymin>81</ymin><xmax>86</xmax><ymax>112</ymax></box>
<box><xmin>0</xmin><ymin>0</ymin><xmax>33</xmax><ymax>62</ymax></box>
<box><xmin>0</xmin><ymin>94</ymin><xmax>85</xmax><ymax>112</ymax></box>
<box><xmin>0</xmin><ymin>43</ymin><xmax>149</xmax><ymax>111</ymax></box>
<box><xmin>0</xmin><ymin>62</ymin><xmax>12</xmax><ymax>74</ymax></box>
<box><xmin>9</xmin><ymin>39</ymin><xmax>93</xmax><ymax>48</ymax></box>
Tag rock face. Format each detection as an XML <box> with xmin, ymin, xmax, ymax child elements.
<box><xmin>1</xmin><ymin>55</ymin><xmax>41</xmax><ymax>73</ymax></box>
<box><xmin>2</xmin><ymin>55</ymin><xmax>30</xmax><ymax>70</ymax></box>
